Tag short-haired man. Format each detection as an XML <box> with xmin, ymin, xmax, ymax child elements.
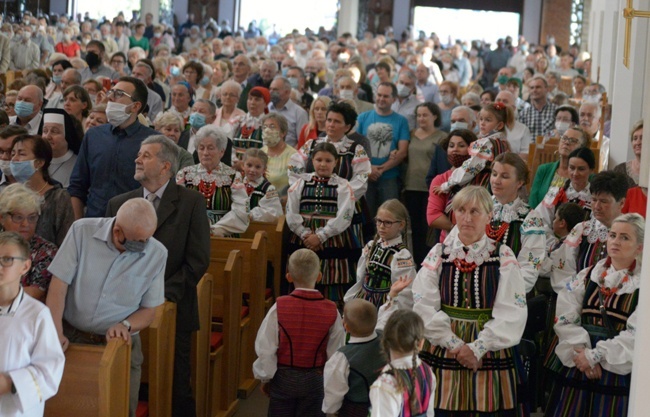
<box><xmin>496</xmin><ymin>90</ymin><xmax>533</xmax><ymax>159</ymax></box>
<box><xmin>519</xmin><ymin>75</ymin><xmax>557</xmax><ymax>138</ymax></box>
<box><xmin>131</xmin><ymin>62</ymin><xmax>164</xmax><ymax>121</ymax></box>
<box><xmin>107</xmin><ymin>135</ymin><xmax>210</xmax><ymax>417</ymax></box>
<box><xmin>46</xmin><ymin>198</ymin><xmax>168</xmax><ymax>417</ymax></box>
<box><xmin>238</xmin><ymin>59</ymin><xmax>277</xmax><ymax>112</ymax></box>
<box><xmin>287</xmin><ymin>66</ymin><xmax>314</xmax><ymax>112</ymax></box>
<box><xmin>337</xmin><ymin>76</ymin><xmax>373</xmax><ymax>114</ymax></box>
<box><xmin>268</xmin><ymin>77</ymin><xmax>309</xmax><ymax>147</ymax></box>
<box><xmin>45</xmin><ymin>68</ymin><xmax>82</xmax><ymax>110</ymax></box>
<box><xmin>356</xmin><ymin>82</ymin><xmax>410</xmax><ymax>218</ymax></box>
<box><xmin>9</xmin><ymin>85</ymin><xmax>43</xmax><ymax>134</ymax></box>
<box><xmin>9</xmin><ymin>25</ymin><xmax>40</xmax><ymax>70</ymax></box>
<box><xmin>69</xmin><ymin>76</ymin><xmax>157</xmax><ymax>219</ymax></box>
<box><xmin>415</xmin><ymin>63</ymin><xmax>440</xmax><ymax>104</ymax></box>
<box><xmin>579</xmin><ymin>101</ymin><xmax>609</xmax><ymax>171</ymax></box>
<box><xmin>391</xmin><ymin>70</ymin><xmax>422</xmax><ymax>130</ymax></box>
<box><xmin>79</xmin><ymin>40</ymin><xmax>119</xmax><ymax>82</ymax></box>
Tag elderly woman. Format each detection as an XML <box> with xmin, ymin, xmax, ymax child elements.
<box><xmin>614</xmin><ymin>120</ymin><xmax>643</xmax><ymax>187</ymax></box>
<box><xmin>529</xmin><ymin>126</ymin><xmax>591</xmax><ymax>208</ymax></box>
<box><xmin>259</xmin><ymin>112</ymin><xmax>296</xmax><ymax>197</ymax></box>
<box><xmin>62</xmin><ymin>85</ymin><xmax>92</xmax><ymax>124</ymax></box>
<box><xmin>84</xmin><ymin>104</ymin><xmax>107</xmax><ymax>131</ymax></box>
<box><xmin>411</xmin><ymin>185</ymin><xmax>528</xmax><ymax>416</ymax></box>
<box><xmin>182</xmin><ymin>61</ymin><xmax>204</xmax><ymax>92</ymax></box>
<box><xmin>230</xmin><ymin>86</ymin><xmax>270</xmax><ymax>165</ymax></box>
<box><xmin>11</xmin><ymin>135</ymin><xmax>74</xmax><ymax>246</ymax></box>
<box><xmin>176</xmin><ymin>125</ymin><xmax>249</xmax><ymax>236</ymax></box>
<box><xmin>545</xmin><ymin>213</ymin><xmax>643</xmax><ymax>417</ymax></box>
<box><xmin>55</xmin><ymin>26</ymin><xmax>81</xmax><ymax>58</ymax></box>
<box><xmin>0</xmin><ymin>183</ymin><xmax>58</xmax><ymax>302</ymax></box>
<box><xmin>153</xmin><ymin>111</ymin><xmax>195</xmax><ymax>170</ymax></box>
<box><xmin>297</xmin><ymin>96</ymin><xmax>331</xmax><ymax>149</ymax></box>
<box><xmin>39</xmin><ymin>109</ymin><xmax>83</xmax><ymax>188</ymax></box>
<box><xmin>214</xmin><ymin>80</ymin><xmax>245</xmax><ymax>136</ymax></box>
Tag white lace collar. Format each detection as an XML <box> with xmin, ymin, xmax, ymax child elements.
<box><xmin>443</xmin><ymin>234</ymin><xmax>497</xmax><ymax>265</ymax></box>
<box><xmin>565</xmin><ymin>181</ymin><xmax>591</xmax><ymax>202</ymax></box>
<box><xmin>583</xmin><ymin>217</ymin><xmax>609</xmax><ymax>244</ymax></box>
<box><xmin>590</xmin><ymin>258</ymin><xmax>641</xmax><ymax>295</ymax></box>
<box><xmin>378</xmin><ymin>235</ymin><xmax>404</xmax><ymax>249</ymax></box>
<box><xmin>492</xmin><ymin>197</ymin><xmax>529</xmax><ymax>223</ymax></box>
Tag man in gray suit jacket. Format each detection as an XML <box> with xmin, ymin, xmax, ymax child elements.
<box><xmin>107</xmin><ymin>134</ymin><xmax>210</xmax><ymax>417</ymax></box>
<box><xmin>0</xmin><ymin>33</ymin><xmax>10</xmax><ymax>73</ymax></box>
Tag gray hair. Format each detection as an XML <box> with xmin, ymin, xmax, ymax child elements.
<box><xmin>62</xmin><ymin>68</ymin><xmax>81</xmax><ymax>85</ymax></box>
<box><xmin>612</xmin><ymin>213</ymin><xmax>645</xmax><ymax>245</ymax></box>
<box><xmin>399</xmin><ymin>69</ymin><xmax>417</xmax><ymax>83</ymax></box>
<box><xmin>220</xmin><ymin>80</ymin><xmax>242</xmax><ymax>96</ymax></box>
<box><xmin>451</xmin><ymin>185</ymin><xmax>493</xmax><ymax>215</ymax></box>
<box><xmin>452</xmin><ymin>105</ymin><xmax>477</xmax><ymax>125</ymax></box>
<box><xmin>273</xmin><ymin>76</ymin><xmax>292</xmax><ymax>91</ymax></box>
<box><xmin>0</xmin><ymin>183</ymin><xmax>42</xmax><ymax>215</ymax></box>
<box><xmin>580</xmin><ymin>101</ymin><xmax>602</xmax><ymax>119</ymax></box>
<box><xmin>195</xmin><ymin>98</ymin><xmax>217</xmax><ymax>115</ymax></box>
<box><xmin>128</xmin><ymin>46</ymin><xmax>147</xmax><ymax>60</ymax></box>
<box><xmin>116</xmin><ymin>198</ymin><xmax>157</xmax><ymax>235</ymax></box>
<box><xmin>261</xmin><ymin>112</ymin><xmax>289</xmax><ymax>136</ymax></box>
<box><xmin>461</xmin><ymin>92</ymin><xmax>481</xmax><ymax>106</ymax></box>
<box><xmin>195</xmin><ymin>125</ymin><xmax>228</xmax><ymax>150</ymax></box>
<box><xmin>154</xmin><ymin>110</ymin><xmax>184</xmax><ymax>130</ymax></box>
<box><xmin>142</xmin><ymin>134</ymin><xmax>180</xmax><ymax>178</ymax></box>
<box><xmin>134</xmin><ymin>62</ymin><xmax>153</xmax><ymax>78</ymax></box>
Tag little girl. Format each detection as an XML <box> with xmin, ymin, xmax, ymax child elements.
<box><xmin>369</xmin><ymin>309</ymin><xmax>435</xmax><ymax>417</ymax></box>
<box><xmin>242</xmin><ymin>148</ymin><xmax>283</xmax><ymax>223</ymax></box>
<box><xmin>344</xmin><ymin>199</ymin><xmax>416</xmax><ymax>311</ymax></box>
<box><xmin>286</xmin><ymin>142</ymin><xmax>356</xmax><ymax>303</ymax></box>
<box><xmin>435</xmin><ymin>102</ymin><xmax>512</xmax><ymax>194</ymax></box>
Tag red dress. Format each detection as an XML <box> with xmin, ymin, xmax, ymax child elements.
<box><xmin>622</xmin><ymin>186</ymin><xmax>647</xmax><ymax>218</ymax></box>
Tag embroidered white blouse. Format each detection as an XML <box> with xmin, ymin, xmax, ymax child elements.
<box><xmin>244</xmin><ymin>176</ymin><xmax>284</xmax><ymax>223</ymax></box>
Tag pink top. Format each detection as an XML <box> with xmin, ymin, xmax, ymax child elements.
<box><xmin>427</xmin><ymin>170</ymin><xmax>453</xmax><ymax>242</ymax></box>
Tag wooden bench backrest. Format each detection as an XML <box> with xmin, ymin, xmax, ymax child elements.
<box><xmin>558</xmin><ymin>76</ymin><xmax>574</xmax><ymax>96</ymax></box>
<box><xmin>242</xmin><ymin>215</ymin><xmax>285</xmax><ymax>299</ymax></box>
<box><xmin>140</xmin><ymin>301</ymin><xmax>176</xmax><ymax>417</ymax></box>
<box><xmin>45</xmin><ymin>339</ymin><xmax>131</xmax><ymax>417</ymax></box>
<box><xmin>192</xmin><ymin>274</ymin><xmax>213</xmax><ymax>417</ymax></box>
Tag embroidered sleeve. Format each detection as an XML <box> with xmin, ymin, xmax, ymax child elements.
<box><xmin>554</xmin><ymin>267</ymin><xmax>590</xmax><ymax>367</ymax></box>
<box><xmin>441</xmin><ymin>138</ymin><xmax>492</xmax><ymax>191</ymax></box>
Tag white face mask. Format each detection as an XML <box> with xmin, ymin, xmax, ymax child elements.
<box><xmin>396</xmin><ymin>83</ymin><xmax>411</xmax><ymax>98</ymax></box>
<box><xmin>339</xmin><ymin>89</ymin><xmax>355</xmax><ymax>100</ymax></box>
<box><xmin>106</xmin><ymin>101</ymin><xmax>133</xmax><ymax>127</ymax></box>
<box><xmin>262</xmin><ymin>127</ymin><xmax>282</xmax><ymax>147</ymax></box>
<box><xmin>555</xmin><ymin>121</ymin><xmax>571</xmax><ymax>134</ymax></box>
<box><xmin>0</xmin><ymin>159</ymin><xmax>11</xmax><ymax>174</ymax></box>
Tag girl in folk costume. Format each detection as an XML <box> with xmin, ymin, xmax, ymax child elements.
<box><xmin>344</xmin><ymin>199</ymin><xmax>416</xmax><ymax>311</ymax></box>
<box><xmin>230</xmin><ymin>86</ymin><xmax>270</xmax><ymax>167</ymax></box>
<box><xmin>286</xmin><ymin>142</ymin><xmax>356</xmax><ymax>303</ymax></box>
<box><xmin>536</xmin><ymin>147</ymin><xmax>595</xmax><ymax>236</ymax></box>
<box><xmin>544</xmin><ymin>214</ymin><xmax>643</xmax><ymax>417</ymax></box>
<box><xmin>488</xmin><ymin>152</ymin><xmax>546</xmax><ymax>293</ymax></box>
<box><xmin>369</xmin><ymin>309</ymin><xmax>435</xmax><ymax>417</ymax></box>
<box><xmin>176</xmin><ymin>125</ymin><xmax>249</xmax><ymax>236</ymax></box>
<box><xmin>242</xmin><ymin>149</ymin><xmax>283</xmax><ymax>223</ymax></box>
<box><xmin>288</xmin><ymin>101</ymin><xmax>371</xmax><ymax>265</ymax></box>
<box><xmin>413</xmin><ymin>186</ymin><xmax>529</xmax><ymax>416</ymax></box>
<box><xmin>432</xmin><ymin>102</ymin><xmax>512</xmax><ymax>196</ymax></box>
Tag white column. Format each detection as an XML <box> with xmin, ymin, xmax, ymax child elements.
<box><xmin>173</xmin><ymin>0</ymin><xmax>189</xmax><ymax>24</ymax></box>
<box><xmin>141</xmin><ymin>0</ymin><xmax>160</xmax><ymax>24</ymax></box>
<box><xmin>218</xmin><ymin>0</ymin><xmax>238</xmax><ymax>30</ymax></box>
<box><xmin>522</xmin><ymin>0</ymin><xmax>543</xmax><ymax>45</ymax></box>
<box><xmin>337</xmin><ymin>0</ymin><xmax>359</xmax><ymax>38</ymax></box>
<box><xmin>609</xmin><ymin>0</ymin><xmax>649</xmax><ymax>167</ymax></box>
<box><xmin>392</xmin><ymin>0</ymin><xmax>410</xmax><ymax>39</ymax></box>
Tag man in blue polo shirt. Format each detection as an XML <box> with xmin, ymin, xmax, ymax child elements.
<box><xmin>356</xmin><ymin>81</ymin><xmax>409</xmax><ymax>218</ymax></box>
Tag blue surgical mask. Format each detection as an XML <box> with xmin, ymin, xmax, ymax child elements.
<box><xmin>450</xmin><ymin>121</ymin><xmax>469</xmax><ymax>131</ymax></box>
<box><xmin>14</xmin><ymin>101</ymin><xmax>34</xmax><ymax>118</ymax></box>
<box><xmin>52</xmin><ymin>75</ymin><xmax>62</xmax><ymax>84</ymax></box>
<box><xmin>199</xmin><ymin>76</ymin><xmax>210</xmax><ymax>86</ymax></box>
<box><xmin>287</xmin><ymin>77</ymin><xmax>299</xmax><ymax>89</ymax></box>
<box><xmin>9</xmin><ymin>160</ymin><xmax>36</xmax><ymax>182</ymax></box>
<box><xmin>170</xmin><ymin>66</ymin><xmax>181</xmax><ymax>77</ymax></box>
<box><xmin>281</xmin><ymin>67</ymin><xmax>289</xmax><ymax>77</ymax></box>
<box><xmin>119</xmin><ymin>236</ymin><xmax>148</xmax><ymax>252</ymax></box>
<box><xmin>189</xmin><ymin>112</ymin><xmax>206</xmax><ymax>128</ymax></box>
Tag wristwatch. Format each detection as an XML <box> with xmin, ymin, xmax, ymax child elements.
<box><xmin>121</xmin><ymin>319</ymin><xmax>132</xmax><ymax>332</ymax></box>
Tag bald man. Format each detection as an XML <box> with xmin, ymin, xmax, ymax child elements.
<box><xmin>46</xmin><ymin>198</ymin><xmax>168</xmax><ymax>417</ymax></box>
<box><xmin>10</xmin><ymin>85</ymin><xmax>44</xmax><ymax>134</ymax></box>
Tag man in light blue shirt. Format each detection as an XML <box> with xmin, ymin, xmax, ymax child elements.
<box><xmin>46</xmin><ymin>198</ymin><xmax>167</xmax><ymax>417</ymax></box>
<box><xmin>452</xmin><ymin>44</ymin><xmax>472</xmax><ymax>88</ymax></box>
<box><xmin>268</xmin><ymin>76</ymin><xmax>309</xmax><ymax>147</ymax></box>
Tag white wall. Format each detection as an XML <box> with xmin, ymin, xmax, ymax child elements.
<box><xmin>337</xmin><ymin>0</ymin><xmax>359</xmax><ymax>38</ymax></box>
<box><xmin>522</xmin><ymin>0</ymin><xmax>542</xmax><ymax>44</ymax></box>
<box><xmin>392</xmin><ymin>0</ymin><xmax>410</xmax><ymax>39</ymax></box>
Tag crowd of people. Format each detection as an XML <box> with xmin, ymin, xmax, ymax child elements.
<box><xmin>0</xmin><ymin>7</ymin><xmax>646</xmax><ymax>417</ymax></box>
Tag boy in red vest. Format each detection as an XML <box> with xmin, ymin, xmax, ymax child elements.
<box><xmin>253</xmin><ymin>248</ymin><xmax>345</xmax><ymax>416</ymax></box>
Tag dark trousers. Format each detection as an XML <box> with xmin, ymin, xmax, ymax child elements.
<box><xmin>267</xmin><ymin>368</ymin><xmax>325</xmax><ymax>417</ymax></box>
<box><xmin>404</xmin><ymin>190</ymin><xmax>432</xmax><ymax>266</ymax></box>
<box><xmin>172</xmin><ymin>330</ymin><xmax>196</xmax><ymax>417</ymax></box>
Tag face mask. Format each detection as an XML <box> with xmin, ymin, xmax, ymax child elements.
<box><xmin>106</xmin><ymin>101</ymin><xmax>133</xmax><ymax>127</ymax></box>
<box><xmin>0</xmin><ymin>160</ymin><xmax>11</xmax><ymax>175</ymax></box>
<box><xmin>89</xmin><ymin>93</ymin><xmax>97</xmax><ymax>103</ymax></box>
<box><xmin>497</xmin><ymin>75</ymin><xmax>509</xmax><ymax>85</ymax></box>
<box><xmin>189</xmin><ymin>112</ymin><xmax>206</xmax><ymax>129</ymax></box>
<box><xmin>63</xmin><ymin>33</ymin><xmax>71</xmax><ymax>41</ymax></box>
<box><xmin>447</xmin><ymin>153</ymin><xmax>471</xmax><ymax>168</ymax></box>
<box><xmin>287</xmin><ymin>77</ymin><xmax>299</xmax><ymax>89</ymax></box>
<box><xmin>281</xmin><ymin>67</ymin><xmax>289</xmax><ymax>77</ymax></box>
<box><xmin>205</xmin><ymin>31</ymin><xmax>213</xmax><ymax>38</ymax></box>
<box><xmin>262</xmin><ymin>127</ymin><xmax>282</xmax><ymax>147</ymax></box>
<box><xmin>256</xmin><ymin>45</ymin><xmax>266</xmax><ymax>53</ymax></box>
<box><xmin>408</xmin><ymin>64</ymin><xmax>417</xmax><ymax>72</ymax></box>
<box><xmin>583</xmin><ymin>94</ymin><xmax>601</xmax><ymax>103</ymax></box>
<box><xmin>442</xmin><ymin>62</ymin><xmax>451</xmax><ymax>70</ymax></box>
<box><xmin>14</xmin><ymin>101</ymin><xmax>34</xmax><ymax>118</ymax></box>
<box><xmin>119</xmin><ymin>236</ymin><xmax>147</xmax><ymax>252</ymax></box>
<box><xmin>520</xmin><ymin>44</ymin><xmax>528</xmax><ymax>53</ymax></box>
<box><xmin>270</xmin><ymin>91</ymin><xmax>282</xmax><ymax>106</ymax></box>
<box><xmin>555</xmin><ymin>121</ymin><xmax>571</xmax><ymax>134</ymax></box>
<box><xmin>82</xmin><ymin>38</ymin><xmax>90</xmax><ymax>45</ymax></box>
<box><xmin>440</xmin><ymin>94</ymin><xmax>454</xmax><ymax>106</ymax></box>
<box><xmin>396</xmin><ymin>83</ymin><xmax>411</xmax><ymax>98</ymax></box>
<box><xmin>339</xmin><ymin>89</ymin><xmax>355</xmax><ymax>100</ymax></box>
<box><xmin>85</xmin><ymin>51</ymin><xmax>100</xmax><ymax>68</ymax></box>
<box><xmin>170</xmin><ymin>66</ymin><xmax>181</xmax><ymax>76</ymax></box>
<box><xmin>338</xmin><ymin>54</ymin><xmax>350</xmax><ymax>63</ymax></box>
<box><xmin>296</xmin><ymin>43</ymin><xmax>307</xmax><ymax>51</ymax></box>
<box><xmin>10</xmin><ymin>160</ymin><xmax>36</xmax><ymax>182</ymax></box>
<box><xmin>154</xmin><ymin>32</ymin><xmax>162</xmax><ymax>38</ymax></box>
<box><xmin>222</xmin><ymin>47</ymin><xmax>232</xmax><ymax>55</ymax></box>
<box><xmin>52</xmin><ymin>74</ymin><xmax>62</xmax><ymax>84</ymax></box>
<box><xmin>450</xmin><ymin>121</ymin><xmax>468</xmax><ymax>131</ymax></box>
<box><xmin>199</xmin><ymin>76</ymin><xmax>210</xmax><ymax>86</ymax></box>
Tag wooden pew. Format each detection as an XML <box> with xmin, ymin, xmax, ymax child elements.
<box><xmin>242</xmin><ymin>215</ymin><xmax>285</xmax><ymax>306</ymax></box>
<box><xmin>45</xmin><ymin>339</ymin><xmax>131</xmax><ymax>417</ymax></box>
<box><xmin>210</xmin><ymin>232</ymin><xmax>267</xmax><ymax>398</ymax></box>
<box><xmin>527</xmin><ymin>136</ymin><xmax>560</xmax><ymax>191</ymax></box>
<box><xmin>205</xmin><ymin>250</ymin><xmax>242</xmax><ymax>417</ymax></box>
<box><xmin>192</xmin><ymin>274</ymin><xmax>213</xmax><ymax>417</ymax></box>
<box><xmin>139</xmin><ymin>301</ymin><xmax>177</xmax><ymax>417</ymax></box>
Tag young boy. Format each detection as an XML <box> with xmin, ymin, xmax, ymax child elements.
<box><xmin>253</xmin><ymin>248</ymin><xmax>345</xmax><ymax>416</ymax></box>
<box><xmin>323</xmin><ymin>299</ymin><xmax>386</xmax><ymax>416</ymax></box>
<box><xmin>540</xmin><ymin>202</ymin><xmax>586</xmax><ymax>278</ymax></box>
<box><xmin>0</xmin><ymin>232</ymin><xmax>65</xmax><ymax>417</ymax></box>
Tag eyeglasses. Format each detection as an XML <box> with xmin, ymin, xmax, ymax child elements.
<box><xmin>106</xmin><ymin>89</ymin><xmax>133</xmax><ymax>100</ymax></box>
<box><xmin>6</xmin><ymin>213</ymin><xmax>39</xmax><ymax>224</ymax></box>
<box><xmin>560</xmin><ymin>135</ymin><xmax>580</xmax><ymax>145</ymax></box>
<box><xmin>0</xmin><ymin>256</ymin><xmax>27</xmax><ymax>267</ymax></box>
<box><xmin>374</xmin><ymin>218</ymin><xmax>401</xmax><ymax>227</ymax></box>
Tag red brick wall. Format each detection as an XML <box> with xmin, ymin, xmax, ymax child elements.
<box><xmin>540</xmin><ymin>0</ymin><xmax>573</xmax><ymax>50</ymax></box>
